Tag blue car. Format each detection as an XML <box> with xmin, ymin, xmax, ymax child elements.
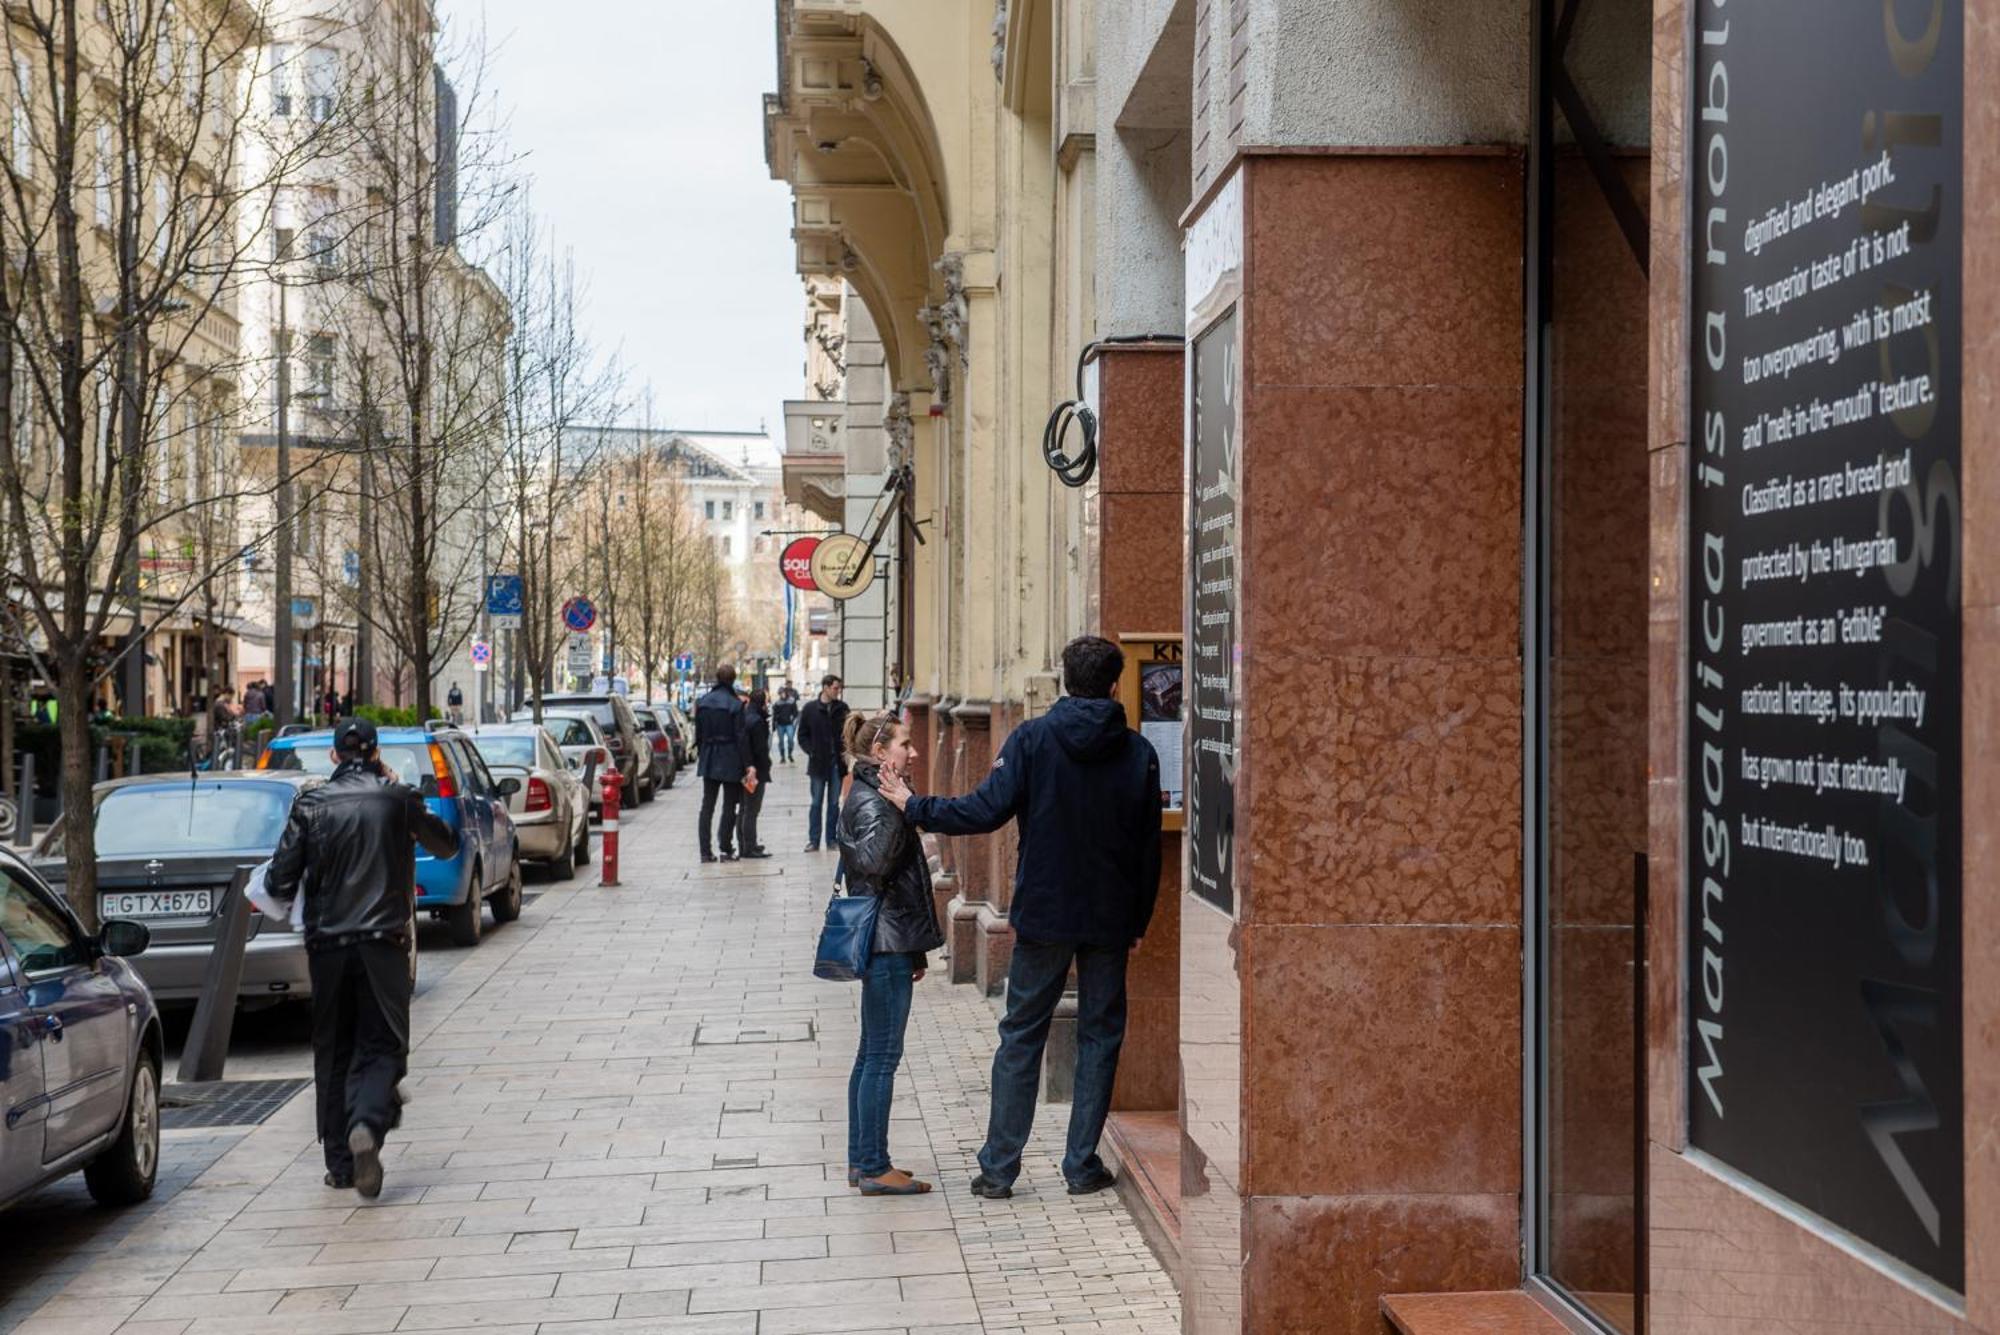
<box><xmin>1</xmin><ymin>848</ymin><xmax>162</xmax><ymax>1211</ymax></box>
<box><xmin>260</xmin><ymin>723</ymin><xmax>524</xmax><ymax>946</ymax></box>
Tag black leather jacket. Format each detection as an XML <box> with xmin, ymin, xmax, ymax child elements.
<box><xmin>838</xmin><ymin>763</ymin><xmax>944</xmax><ymax>957</ymax></box>
<box><xmin>269</xmin><ymin>761</ymin><xmax>457</xmax><ymax>948</ymax></box>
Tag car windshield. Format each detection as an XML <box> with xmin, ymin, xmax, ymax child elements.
<box><xmin>90</xmin><ymin>783</ymin><xmax>294</xmax><ymax>857</ymax></box>
<box><xmin>473</xmin><ymin>734</ymin><xmax>539</xmax><ymax>768</ymax></box>
<box><xmin>266</xmin><ymin>743</ymin><xmax>430</xmax><ymax>786</ymax></box>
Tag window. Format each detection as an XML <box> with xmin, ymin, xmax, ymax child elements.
<box><xmin>704</xmin><ymin>500</ymin><xmax>715</xmax><ymax>520</ymax></box>
<box><xmin>306</xmin><ymin>333</ymin><xmax>335</xmax><ymax>402</ymax></box>
<box><xmin>754</xmin><ymin>501</ymin><xmax>765</xmax><ymax>520</ymax></box>
<box><xmin>184</xmin><ymin>33</ymin><xmax>200</xmax><ymax>112</ymax></box>
<box><xmin>268</xmin><ymin>43</ymin><xmax>291</xmax><ymax>116</ymax></box>
<box><xmin>0</xmin><ymin>870</ymin><xmax>85</xmax><ymax>977</ymax></box>
<box><xmin>155</xmin><ymin>0</ymin><xmax>174</xmax><ymax>84</ymax></box>
<box><xmin>305</xmin><ymin>46</ymin><xmax>336</xmax><ymax>123</ymax></box>
<box><xmin>154</xmin><ymin>177</ymin><xmax>170</xmax><ymax>261</ymax></box>
<box><xmin>184</xmin><ymin>399</ymin><xmax>201</xmax><ymax>505</ymax></box>
<box><xmin>10</xmin><ymin>357</ymin><xmax>35</xmax><ymax>478</ymax></box>
<box><xmin>272</xmin><ymin>226</ymin><xmax>295</xmax><ymax>262</ymax></box>
<box><xmin>94</xmin><ymin>124</ymin><xmax>113</xmax><ymax>226</ymax></box>
<box><xmin>12</xmin><ymin>57</ymin><xmax>31</xmax><ymax>175</ymax></box>
<box><xmin>306</xmin><ymin>186</ymin><xmax>337</xmax><ymax>271</ymax></box>
<box><xmin>721</xmin><ymin>535</ymin><xmax>731</xmax><ymax>557</ymax></box>
<box><xmin>722</xmin><ymin>500</ymin><xmax>733</xmax><ymax>521</ymax></box>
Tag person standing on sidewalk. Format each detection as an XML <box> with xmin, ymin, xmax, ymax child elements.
<box><xmin>839</xmin><ymin>710</ymin><xmax>944</xmax><ymax>1196</ymax></box>
<box><xmin>795</xmin><ymin>674</ymin><xmax>849</xmax><ymax>852</ymax></box>
<box><xmin>694</xmin><ymin>664</ymin><xmax>751</xmax><ymax>863</ymax></box>
<box><xmin>737</xmin><ymin>688</ymin><xmax>774</xmax><ymax>859</ymax></box>
<box><xmin>269</xmin><ymin>717</ymin><xmax>456</xmax><ymax>1198</ymax></box>
<box><xmin>878</xmin><ymin>636</ymin><xmax>1162</xmax><ymax>1199</ymax></box>
<box><xmin>772</xmin><ymin>685</ymin><xmax>800</xmax><ymax>763</ymax></box>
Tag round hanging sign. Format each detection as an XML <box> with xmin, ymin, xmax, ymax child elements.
<box><xmin>809</xmin><ymin>533</ymin><xmax>876</xmax><ymax>602</ymax></box>
<box><xmin>780</xmin><ymin>537</ymin><xmax>822</xmax><ymax>591</ymax></box>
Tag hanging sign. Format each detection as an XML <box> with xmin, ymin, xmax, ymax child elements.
<box><xmin>809</xmin><ymin>533</ymin><xmax>875</xmax><ymax>601</ymax></box>
<box><xmin>1686</xmin><ymin>0</ymin><xmax>1964</xmax><ymax>1289</ymax></box>
<box><xmin>486</xmin><ymin>575</ymin><xmax>524</xmax><ymax>629</ymax></box>
<box><xmin>780</xmin><ymin>537</ymin><xmax>822</xmax><ymax>591</ymax></box>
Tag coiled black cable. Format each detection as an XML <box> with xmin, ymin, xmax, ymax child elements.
<box><xmin>1039</xmin><ymin>335</ymin><xmax>1184</xmax><ymax>489</ymax></box>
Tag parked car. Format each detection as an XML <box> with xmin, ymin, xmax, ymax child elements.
<box><xmin>259</xmin><ymin>724</ymin><xmax>523</xmax><ymax>947</ymax></box>
<box><xmin>630</xmin><ymin>706</ymin><xmax>677</xmax><ymax>792</ymax></box>
<box><xmin>513</xmin><ymin>709</ymin><xmax>618</xmax><ymax>816</ymax></box>
<box><xmin>34</xmin><ymin>773</ymin><xmax>320</xmax><ymax>1006</ymax></box>
<box><xmin>0</xmin><ymin>848</ymin><xmax>161</xmax><ymax>1210</ymax></box>
<box><xmin>469</xmin><ymin>725</ymin><xmax>590</xmax><ymax>879</ymax></box>
<box><xmin>651</xmin><ymin>701</ymin><xmax>695</xmax><ymax>769</ymax></box>
<box><xmin>531</xmin><ymin>693</ymin><xmax>652</xmax><ymax>803</ymax></box>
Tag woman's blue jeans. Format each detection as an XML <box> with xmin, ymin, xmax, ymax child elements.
<box><xmin>847</xmin><ymin>951</ymin><xmax>916</xmax><ymax>1177</ymax></box>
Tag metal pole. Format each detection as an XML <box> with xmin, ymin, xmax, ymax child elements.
<box><xmin>273</xmin><ymin>283</ymin><xmax>295</xmax><ymax>729</ymax></box>
<box><xmin>119</xmin><ymin>338</ymin><xmax>147</xmax><ymax>718</ymax></box>
<box><xmin>15</xmin><ymin>751</ymin><xmax>33</xmax><ymax>849</ymax></box>
<box><xmin>177</xmin><ymin>865</ymin><xmax>257</xmax><ymax>1083</ymax></box>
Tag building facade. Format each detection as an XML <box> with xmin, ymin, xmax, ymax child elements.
<box><xmin>768</xmin><ymin>1</ymin><xmax>1995</xmax><ymax>1332</ymax></box>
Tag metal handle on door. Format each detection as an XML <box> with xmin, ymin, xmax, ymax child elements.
<box><xmin>41</xmin><ymin>1015</ymin><xmax>62</xmax><ymax>1039</ymax></box>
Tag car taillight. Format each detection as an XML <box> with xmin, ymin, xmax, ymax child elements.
<box><xmin>525</xmin><ymin>777</ymin><xmax>551</xmax><ymax>812</ymax></box>
<box><xmin>427</xmin><ymin>742</ymin><xmax>458</xmax><ymax>798</ymax></box>
<box><xmin>650</xmin><ymin>735</ymin><xmax>668</xmax><ymax>753</ymax></box>
<box><xmin>256</xmin><ymin>749</ymin><xmax>273</xmax><ymax>769</ymax></box>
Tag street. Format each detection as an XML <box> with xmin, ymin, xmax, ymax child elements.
<box><xmin>0</xmin><ymin>770</ymin><xmax>1178</xmax><ymax>1335</ymax></box>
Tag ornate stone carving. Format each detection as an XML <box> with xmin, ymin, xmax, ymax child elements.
<box><xmin>990</xmin><ymin>1</ymin><xmax>1008</xmax><ymax>81</ymax></box>
<box><xmin>885</xmin><ymin>392</ymin><xmax>913</xmax><ymax>470</ymax></box>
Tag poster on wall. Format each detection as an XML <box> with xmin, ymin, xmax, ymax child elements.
<box><xmin>1188</xmin><ymin>309</ymin><xmax>1239</xmax><ymax>915</ymax></box>
<box><xmin>1686</xmin><ymin>0</ymin><xmax>1962</xmax><ymax>1289</ymax></box>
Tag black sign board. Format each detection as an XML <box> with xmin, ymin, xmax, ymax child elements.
<box><xmin>1189</xmin><ymin>309</ymin><xmax>1238</xmax><ymax>915</ymax></box>
<box><xmin>1686</xmin><ymin>0</ymin><xmax>1962</xmax><ymax>1288</ymax></box>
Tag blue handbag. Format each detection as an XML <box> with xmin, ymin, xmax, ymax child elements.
<box><xmin>813</xmin><ymin>888</ymin><xmax>880</xmax><ymax>982</ymax></box>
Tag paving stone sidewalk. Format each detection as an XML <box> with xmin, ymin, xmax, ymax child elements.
<box><xmin>5</xmin><ymin>766</ymin><xmax>1179</xmax><ymax>1335</ymax></box>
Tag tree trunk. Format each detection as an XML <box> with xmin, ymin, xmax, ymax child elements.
<box><xmin>57</xmin><ymin>663</ymin><xmax>97</xmax><ymax>929</ymax></box>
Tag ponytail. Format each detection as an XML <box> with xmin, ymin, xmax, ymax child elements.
<box><xmin>843</xmin><ymin>710</ymin><xmax>900</xmax><ymax>762</ymax></box>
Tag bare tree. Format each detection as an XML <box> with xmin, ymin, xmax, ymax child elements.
<box><xmin>0</xmin><ymin>0</ymin><xmax>338</xmax><ymax>922</ymax></box>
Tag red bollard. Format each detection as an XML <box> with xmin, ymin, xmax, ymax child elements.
<box><xmin>600</xmin><ymin>770</ymin><xmax>624</xmax><ymax>887</ymax></box>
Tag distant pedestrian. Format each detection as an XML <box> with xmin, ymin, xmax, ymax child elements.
<box><xmin>839</xmin><ymin>710</ymin><xmax>943</xmax><ymax>1196</ymax></box>
<box><xmin>693</xmin><ymin>664</ymin><xmax>751</xmax><ymax>863</ymax></box>
<box><xmin>242</xmin><ymin>681</ymin><xmax>267</xmax><ymax>717</ymax></box>
<box><xmin>794</xmin><ymin>674</ymin><xmax>849</xmax><ymax>852</ymax></box>
<box><xmin>878</xmin><ymin>636</ymin><xmax>1162</xmax><ymax>1199</ymax></box>
<box><xmin>737</xmin><ymin>689</ymin><xmax>773</xmax><ymax>859</ymax></box>
<box><xmin>321</xmin><ymin>687</ymin><xmax>340</xmax><ymax>721</ymax></box>
<box><xmin>269</xmin><ymin>717</ymin><xmax>456</xmax><ymax>1198</ymax></box>
<box><xmin>772</xmin><ymin>685</ymin><xmax>800</xmax><ymax>763</ymax></box>
<box><xmin>446</xmin><ymin>682</ymin><xmax>464</xmax><ymax>726</ymax></box>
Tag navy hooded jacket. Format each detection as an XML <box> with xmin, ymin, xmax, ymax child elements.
<box><xmin>904</xmin><ymin>696</ymin><xmax>1163</xmax><ymax>946</ymax></box>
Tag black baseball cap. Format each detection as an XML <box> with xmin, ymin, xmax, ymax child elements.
<box><xmin>334</xmin><ymin>716</ymin><xmax>379</xmax><ymax>756</ymax></box>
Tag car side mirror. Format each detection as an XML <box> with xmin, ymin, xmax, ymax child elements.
<box><xmin>99</xmin><ymin>919</ymin><xmax>150</xmax><ymax>958</ymax></box>
<box><xmin>496</xmin><ymin>776</ymin><xmax>521</xmax><ymax>797</ymax></box>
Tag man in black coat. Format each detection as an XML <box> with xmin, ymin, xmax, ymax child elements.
<box><xmin>736</xmin><ymin>689</ymin><xmax>774</xmax><ymax>859</ymax></box>
<box><xmin>793</xmin><ymin>674</ymin><xmax>849</xmax><ymax>852</ymax></box>
<box><xmin>880</xmin><ymin>636</ymin><xmax>1162</xmax><ymax>1199</ymax></box>
<box><xmin>270</xmin><ymin>717</ymin><xmax>457</xmax><ymax>1198</ymax></box>
<box><xmin>693</xmin><ymin>664</ymin><xmax>751</xmax><ymax>862</ymax></box>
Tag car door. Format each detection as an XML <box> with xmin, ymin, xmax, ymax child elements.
<box><xmin>0</xmin><ymin>942</ymin><xmax>49</xmax><ymax>1196</ymax></box>
<box><xmin>448</xmin><ymin>740</ymin><xmax>502</xmax><ymax>888</ymax></box>
<box><xmin>0</xmin><ymin>867</ymin><xmax>131</xmax><ymax>1164</ymax></box>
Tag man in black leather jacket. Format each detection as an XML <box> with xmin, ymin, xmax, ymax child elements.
<box><xmin>270</xmin><ymin>717</ymin><xmax>456</xmax><ymax>1197</ymax></box>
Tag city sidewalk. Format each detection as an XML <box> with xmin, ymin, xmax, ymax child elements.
<box><xmin>8</xmin><ymin>766</ymin><xmax>1179</xmax><ymax>1335</ymax></box>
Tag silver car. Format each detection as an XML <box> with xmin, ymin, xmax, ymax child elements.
<box><xmin>34</xmin><ymin>773</ymin><xmax>319</xmax><ymax>1006</ymax></box>
<box><xmin>470</xmin><ymin>724</ymin><xmax>590</xmax><ymax>879</ymax></box>
<box><xmin>512</xmin><ymin>709</ymin><xmax>618</xmax><ymax>816</ymax></box>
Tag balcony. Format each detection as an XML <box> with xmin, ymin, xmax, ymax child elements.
<box><xmin>781</xmin><ymin>398</ymin><xmax>846</xmax><ymax>523</ymax></box>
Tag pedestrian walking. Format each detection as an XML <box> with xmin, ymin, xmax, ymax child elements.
<box><xmin>839</xmin><ymin>710</ymin><xmax>944</xmax><ymax>1196</ymax></box>
<box><xmin>242</xmin><ymin>681</ymin><xmax>267</xmax><ymax>718</ymax></box>
<box><xmin>693</xmin><ymin>664</ymin><xmax>751</xmax><ymax>863</ymax></box>
<box><xmin>794</xmin><ymin>674</ymin><xmax>849</xmax><ymax>852</ymax></box>
<box><xmin>737</xmin><ymin>689</ymin><xmax>774</xmax><ymax>858</ymax></box>
<box><xmin>878</xmin><ymin>636</ymin><xmax>1162</xmax><ymax>1199</ymax></box>
<box><xmin>772</xmin><ymin>685</ymin><xmax>800</xmax><ymax>763</ymax></box>
<box><xmin>446</xmin><ymin>681</ymin><xmax>464</xmax><ymax>726</ymax></box>
<box><xmin>268</xmin><ymin>717</ymin><xmax>456</xmax><ymax>1199</ymax></box>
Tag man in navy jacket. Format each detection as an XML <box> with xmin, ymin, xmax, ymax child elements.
<box><xmin>880</xmin><ymin>636</ymin><xmax>1162</xmax><ymax>1198</ymax></box>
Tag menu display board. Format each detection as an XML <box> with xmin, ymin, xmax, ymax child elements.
<box><xmin>1189</xmin><ymin>310</ymin><xmax>1239</xmax><ymax>915</ymax></box>
<box><xmin>1686</xmin><ymin>0</ymin><xmax>1962</xmax><ymax>1288</ymax></box>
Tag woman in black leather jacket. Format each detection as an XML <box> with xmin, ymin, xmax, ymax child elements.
<box><xmin>838</xmin><ymin>711</ymin><xmax>945</xmax><ymax>1196</ymax></box>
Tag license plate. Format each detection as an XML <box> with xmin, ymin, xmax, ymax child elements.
<box><xmin>100</xmin><ymin>889</ymin><xmax>214</xmax><ymax>920</ymax></box>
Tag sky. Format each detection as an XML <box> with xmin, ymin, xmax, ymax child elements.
<box><xmin>452</xmin><ymin>0</ymin><xmax>803</xmax><ymax>436</ymax></box>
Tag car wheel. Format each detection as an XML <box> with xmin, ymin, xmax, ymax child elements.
<box><xmin>446</xmin><ymin>865</ymin><xmax>484</xmax><ymax>947</ymax></box>
<box><xmin>550</xmin><ymin>826</ymin><xmax>577</xmax><ymax>880</ymax></box>
<box><xmin>491</xmin><ymin>857</ymin><xmax>524</xmax><ymax>924</ymax></box>
<box><xmin>575</xmin><ymin>819</ymin><xmax>592</xmax><ymax>866</ymax></box>
<box><xmin>85</xmin><ymin>1052</ymin><xmax>160</xmax><ymax>1206</ymax></box>
<box><xmin>638</xmin><ymin>771</ymin><xmax>656</xmax><ymax>804</ymax></box>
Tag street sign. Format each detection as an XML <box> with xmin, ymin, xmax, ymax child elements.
<box><xmin>290</xmin><ymin>596</ymin><xmax>319</xmax><ymax>630</ymax></box>
<box><xmin>565</xmin><ymin>633</ymin><xmax>593</xmax><ymax>677</ymax></box>
<box><xmin>809</xmin><ymin>533</ymin><xmax>875</xmax><ymax>601</ymax></box>
<box><xmin>562</xmin><ymin>596</ymin><xmax>597</xmax><ymax>633</ymax></box>
<box><xmin>470</xmin><ymin>640</ymin><xmax>491</xmax><ymax>672</ymax></box>
<box><xmin>673</xmin><ymin>652</ymin><xmax>695</xmax><ymax>674</ymax></box>
<box><xmin>486</xmin><ymin>574</ymin><xmax>524</xmax><ymax>629</ymax></box>
<box><xmin>780</xmin><ymin>536</ymin><xmax>821</xmax><ymax>591</ymax></box>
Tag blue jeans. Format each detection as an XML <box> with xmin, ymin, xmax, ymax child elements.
<box><xmin>808</xmin><ymin>773</ymin><xmax>841</xmax><ymax>848</ymax></box>
<box><xmin>847</xmin><ymin>951</ymin><xmax>916</xmax><ymax>1176</ymax></box>
<box><xmin>978</xmin><ymin>939</ymin><xmax>1129</xmax><ymax>1187</ymax></box>
<box><xmin>775</xmin><ymin>722</ymin><xmax>797</xmax><ymax>761</ymax></box>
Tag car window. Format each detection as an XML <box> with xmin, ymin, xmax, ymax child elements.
<box><xmin>87</xmin><ymin>783</ymin><xmax>294</xmax><ymax>857</ymax></box>
<box><xmin>540</xmin><ymin>736</ymin><xmax>564</xmax><ymax>770</ymax></box>
<box><xmin>455</xmin><ymin>740</ymin><xmax>499</xmax><ymax>798</ymax></box>
<box><xmin>546</xmin><ymin>698</ymin><xmax>617</xmax><ymax>730</ymax></box>
<box><xmin>473</xmin><ymin>734</ymin><xmax>539</xmax><ymax>769</ymax></box>
<box><xmin>268</xmin><ymin>743</ymin><xmax>428</xmax><ymax>787</ymax></box>
<box><xmin>545</xmin><ymin>717</ymin><xmax>592</xmax><ymax>747</ymax></box>
<box><xmin>0</xmin><ymin>869</ymin><xmax>86</xmax><ymax>977</ymax></box>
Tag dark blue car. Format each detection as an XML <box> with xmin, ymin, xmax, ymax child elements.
<box><xmin>0</xmin><ymin>848</ymin><xmax>162</xmax><ymax>1211</ymax></box>
<box><xmin>260</xmin><ymin>723</ymin><xmax>523</xmax><ymax>946</ymax></box>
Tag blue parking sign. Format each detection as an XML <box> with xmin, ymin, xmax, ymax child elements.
<box><xmin>486</xmin><ymin>574</ymin><xmax>524</xmax><ymax>616</ymax></box>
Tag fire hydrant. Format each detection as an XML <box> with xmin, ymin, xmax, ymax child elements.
<box><xmin>600</xmin><ymin>769</ymin><xmax>624</xmax><ymax>888</ymax></box>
